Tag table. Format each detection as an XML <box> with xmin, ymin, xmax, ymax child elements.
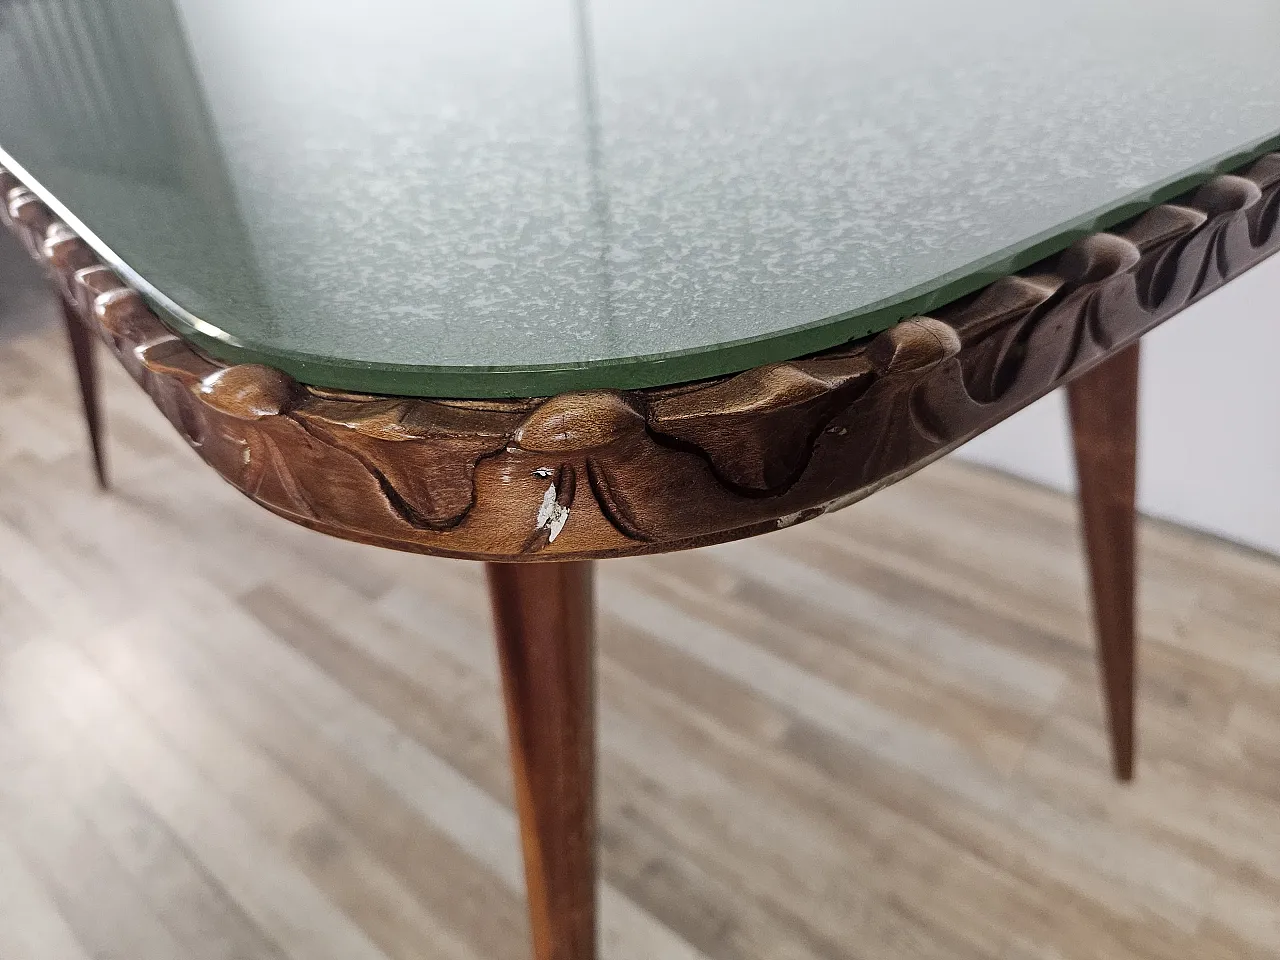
<box><xmin>2</xmin><ymin>1</ymin><xmax>1278</xmax><ymax>958</ymax></box>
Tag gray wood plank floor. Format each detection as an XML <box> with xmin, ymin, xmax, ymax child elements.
<box><xmin>3</xmin><ymin>236</ymin><xmax>1280</xmax><ymax>959</ymax></box>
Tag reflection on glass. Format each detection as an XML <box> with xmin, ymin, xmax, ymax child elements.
<box><xmin>0</xmin><ymin>0</ymin><xmax>270</xmax><ymax>339</ymax></box>
<box><xmin>573</xmin><ymin>0</ymin><xmax>614</xmax><ymax>336</ymax></box>
<box><xmin>0</xmin><ymin>0</ymin><xmax>1276</xmax><ymax>396</ymax></box>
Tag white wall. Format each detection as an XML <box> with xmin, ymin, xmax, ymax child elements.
<box><xmin>954</xmin><ymin>254</ymin><xmax>1280</xmax><ymax>557</ymax></box>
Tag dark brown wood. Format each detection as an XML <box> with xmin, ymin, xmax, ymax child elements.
<box><xmin>58</xmin><ymin>294</ymin><xmax>108</xmax><ymax>489</ymax></box>
<box><xmin>1</xmin><ymin>154</ymin><xmax>1278</xmax><ymax>561</ymax></box>
<box><xmin>487</xmin><ymin>561</ymin><xmax>597</xmax><ymax>960</ymax></box>
<box><xmin>1068</xmin><ymin>343</ymin><xmax>1141</xmax><ymax>782</ymax></box>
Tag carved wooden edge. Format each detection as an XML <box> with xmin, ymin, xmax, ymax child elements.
<box><xmin>3</xmin><ymin>156</ymin><xmax>1279</xmax><ymax>561</ymax></box>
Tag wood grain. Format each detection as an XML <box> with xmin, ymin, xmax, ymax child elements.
<box><xmin>488</xmin><ymin>562</ymin><xmax>598</xmax><ymax>960</ymax></box>
<box><xmin>5</xmin><ymin>319</ymin><xmax>1280</xmax><ymax>960</ymax></box>
<box><xmin>2</xmin><ymin>155</ymin><xmax>1278</xmax><ymax>561</ymax></box>
<box><xmin>1068</xmin><ymin>343</ymin><xmax>1141</xmax><ymax>781</ymax></box>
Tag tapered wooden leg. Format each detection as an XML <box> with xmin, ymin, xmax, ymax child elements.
<box><xmin>1067</xmin><ymin>343</ymin><xmax>1140</xmax><ymax>782</ymax></box>
<box><xmin>487</xmin><ymin>561</ymin><xmax>597</xmax><ymax>960</ymax></box>
<box><xmin>60</xmin><ymin>296</ymin><xmax>108</xmax><ymax>489</ymax></box>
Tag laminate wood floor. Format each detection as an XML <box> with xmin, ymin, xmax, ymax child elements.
<box><xmin>3</xmin><ymin>249</ymin><xmax>1280</xmax><ymax>959</ymax></box>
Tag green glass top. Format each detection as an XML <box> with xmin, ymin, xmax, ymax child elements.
<box><xmin>1</xmin><ymin>0</ymin><xmax>1277</xmax><ymax>397</ymax></box>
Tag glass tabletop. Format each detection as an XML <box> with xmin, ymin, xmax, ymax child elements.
<box><xmin>0</xmin><ymin>0</ymin><xmax>1277</xmax><ymax>397</ymax></box>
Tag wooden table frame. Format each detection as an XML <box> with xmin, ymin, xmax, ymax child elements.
<box><xmin>4</xmin><ymin>152</ymin><xmax>1278</xmax><ymax>960</ymax></box>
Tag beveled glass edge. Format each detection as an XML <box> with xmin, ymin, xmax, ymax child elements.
<box><xmin>4</xmin><ymin>127</ymin><xmax>1280</xmax><ymax>399</ymax></box>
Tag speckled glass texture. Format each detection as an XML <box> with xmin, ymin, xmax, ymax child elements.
<box><xmin>0</xmin><ymin>0</ymin><xmax>1277</xmax><ymax>396</ymax></box>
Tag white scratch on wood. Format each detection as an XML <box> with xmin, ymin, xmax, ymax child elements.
<box><xmin>536</xmin><ymin>485</ymin><xmax>570</xmax><ymax>542</ymax></box>
<box><xmin>776</xmin><ymin>510</ymin><xmax>804</xmax><ymax>529</ymax></box>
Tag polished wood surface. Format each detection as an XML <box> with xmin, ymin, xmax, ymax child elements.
<box><xmin>2</xmin><ymin>156</ymin><xmax>1278</xmax><ymax>561</ymax></box>
<box><xmin>4</xmin><ymin>307</ymin><xmax>1280</xmax><ymax>959</ymax></box>
<box><xmin>58</xmin><ymin>296</ymin><xmax>107</xmax><ymax>490</ymax></box>
<box><xmin>1068</xmin><ymin>344</ymin><xmax>1141</xmax><ymax>781</ymax></box>
<box><xmin>488</xmin><ymin>562</ymin><xmax>597</xmax><ymax>960</ymax></box>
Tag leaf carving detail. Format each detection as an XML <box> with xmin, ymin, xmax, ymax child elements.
<box><xmin>3</xmin><ymin>150</ymin><xmax>1279</xmax><ymax>559</ymax></box>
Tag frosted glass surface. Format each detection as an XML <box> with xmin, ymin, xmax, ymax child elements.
<box><xmin>0</xmin><ymin>0</ymin><xmax>1277</xmax><ymax>396</ymax></box>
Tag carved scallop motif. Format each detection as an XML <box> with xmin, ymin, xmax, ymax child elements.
<box><xmin>2</xmin><ymin>154</ymin><xmax>1278</xmax><ymax>560</ymax></box>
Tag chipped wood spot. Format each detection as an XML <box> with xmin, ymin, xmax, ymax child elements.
<box><xmin>536</xmin><ymin>485</ymin><xmax>570</xmax><ymax>543</ymax></box>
